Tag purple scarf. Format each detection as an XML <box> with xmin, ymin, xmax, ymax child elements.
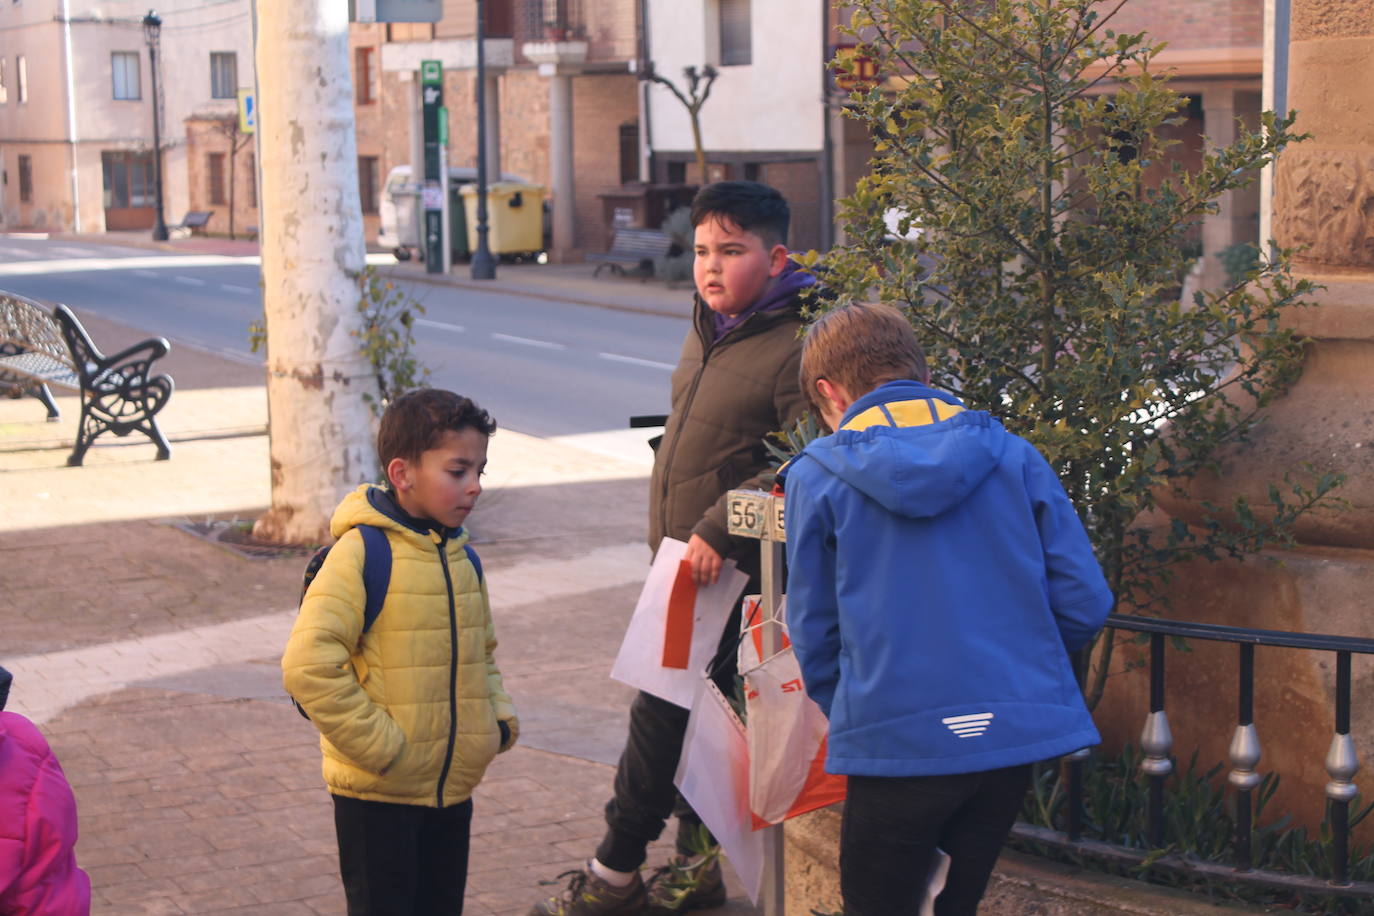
<box><xmin>711</xmin><ymin>259</ymin><xmax>817</xmax><ymax>342</ymax></box>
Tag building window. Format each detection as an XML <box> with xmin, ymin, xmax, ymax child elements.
<box><xmin>355</xmin><ymin>47</ymin><xmax>375</xmax><ymax>105</ymax></box>
<box><xmin>666</xmin><ymin>160</ymin><xmax>687</xmax><ymax>185</ymax></box>
<box><xmin>210</xmin><ymin>52</ymin><xmax>237</xmax><ymax>99</ymax></box>
<box><xmin>17</xmin><ymin>55</ymin><xmax>27</xmax><ymax>103</ymax></box>
<box><xmin>0</xmin><ymin>58</ymin><xmax>7</xmax><ymax>105</ymax></box>
<box><xmin>719</xmin><ymin>0</ymin><xmax>752</xmax><ymax>66</ymax></box>
<box><xmin>619</xmin><ymin>122</ymin><xmax>639</xmax><ymax>185</ymax></box>
<box><xmin>358</xmin><ymin>156</ymin><xmax>380</xmax><ymax>214</ymax></box>
<box><xmin>18</xmin><ymin>155</ymin><xmax>32</xmax><ymax>203</ymax></box>
<box><xmin>247</xmin><ymin>152</ymin><xmax>257</xmax><ymax>207</ymax></box>
<box><xmin>101</xmin><ymin>152</ymin><xmax>155</xmax><ymax>207</ymax></box>
<box><xmin>208</xmin><ymin>153</ymin><xmax>226</xmax><ymax>205</ymax></box>
<box><xmin>111</xmin><ymin>51</ymin><xmax>141</xmax><ymax>100</ymax></box>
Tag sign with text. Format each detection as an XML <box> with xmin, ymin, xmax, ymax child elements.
<box><xmin>727</xmin><ymin>490</ymin><xmax>784</xmax><ymax>542</ymax></box>
<box><xmin>421</xmin><ymin>60</ymin><xmax>444</xmax><ymax>272</ymax></box>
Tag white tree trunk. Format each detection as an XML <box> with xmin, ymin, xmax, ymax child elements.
<box><xmin>252</xmin><ymin>0</ymin><xmax>378</xmax><ymax>545</ymax></box>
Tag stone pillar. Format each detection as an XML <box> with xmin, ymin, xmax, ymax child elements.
<box><xmin>1200</xmin><ymin>88</ymin><xmax>1262</xmax><ymax>290</ymax></box>
<box><xmin>548</xmin><ymin>70</ymin><xmax>577</xmax><ymax>261</ymax></box>
<box><xmin>1099</xmin><ymin>0</ymin><xmax>1374</xmax><ymax>831</ymax></box>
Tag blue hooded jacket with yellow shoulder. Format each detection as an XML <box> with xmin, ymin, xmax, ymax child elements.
<box><xmin>780</xmin><ymin>380</ymin><xmax>1112</xmax><ymax>777</ymax></box>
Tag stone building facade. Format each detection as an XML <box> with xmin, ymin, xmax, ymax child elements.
<box><xmin>0</xmin><ymin>0</ymin><xmax>253</xmax><ymax>234</ymax></box>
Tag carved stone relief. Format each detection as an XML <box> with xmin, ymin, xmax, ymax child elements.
<box><xmin>1273</xmin><ymin>148</ymin><xmax>1374</xmax><ymax>268</ymax></box>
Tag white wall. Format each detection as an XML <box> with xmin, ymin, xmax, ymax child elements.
<box><xmin>646</xmin><ymin>0</ymin><xmax>823</xmax><ymax>154</ymax></box>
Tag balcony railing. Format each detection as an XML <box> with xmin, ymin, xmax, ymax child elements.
<box><xmin>519</xmin><ymin>0</ymin><xmax>585</xmax><ymax>42</ymax></box>
<box><xmin>1017</xmin><ymin>613</ymin><xmax>1374</xmax><ymax>899</ymax></box>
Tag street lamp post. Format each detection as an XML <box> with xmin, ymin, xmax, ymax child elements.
<box><xmin>143</xmin><ymin>10</ymin><xmax>169</xmax><ymax>242</ymax></box>
<box><xmin>470</xmin><ymin>0</ymin><xmax>496</xmax><ymax>279</ymax></box>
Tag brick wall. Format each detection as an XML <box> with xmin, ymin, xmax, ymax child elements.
<box><xmin>183</xmin><ymin>117</ymin><xmax>258</xmax><ymax>238</ymax></box>
<box><xmin>581</xmin><ymin>0</ymin><xmax>638</xmax><ymax>63</ymax></box>
<box><xmin>352</xmin><ymin>27</ymin><xmax>388</xmax><ymax>243</ymax></box>
<box><xmin>499</xmin><ymin>69</ymin><xmax>552</xmax><ymax>187</ymax></box>
<box><xmin>761</xmin><ymin>159</ymin><xmax>823</xmax><ymax>253</ymax></box>
<box><xmin>571</xmin><ymin>73</ymin><xmax>639</xmax><ymax>251</ymax></box>
<box><xmin>1108</xmin><ymin>0</ymin><xmax>1262</xmax><ymax>51</ymax></box>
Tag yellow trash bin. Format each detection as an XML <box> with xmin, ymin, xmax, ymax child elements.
<box><xmin>460</xmin><ymin>182</ymin><xmax>546</xmax><ymax>256</ymax></box>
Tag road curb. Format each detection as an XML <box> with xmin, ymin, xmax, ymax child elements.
<box><xmin>375</xmin><ymin>263</ymin><xmax>693</xmax><ymax>321</ymax></box>
<box><xmin>44</xmin><ymin>231</ymin><xmax>694</xmax><ymax>321</ymax></box>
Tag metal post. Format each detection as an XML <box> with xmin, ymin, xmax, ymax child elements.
<box><xmin>758</xmin><ymin>535</ymin><xmax>785</xmax><ymax>916</ymax></box>
<box><xmin>1326</xmin><ymin>650</ymin><xmax>1358</xmax><ymax>887</ymax></box>
<box><xmin>727</xmin><ymin>489</ymin><xmax>788</xmax><ymax>916</ymax></box>
<box><xmin>144</xmin><ymin>11</ymin><xmax>169</xmax><ymax>241</ymax></box>
<box><xmin>470</xmin><ymin>0</ymin><xmax>497</xmax><ymax>280</ymax></box>
<box><xmin>1228</xmin><ymin>643</ymin><xmax>1260</xmax><ymax>872</ymax></box>
<box><xmin>1139</xmin><ymin>632</ymin><xmax>1173</xmax><ymax>850</ymax></box>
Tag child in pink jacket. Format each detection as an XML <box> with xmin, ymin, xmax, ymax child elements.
<box><xmin>0</xmin><ymin>666</ymin><xmax>91</xmax><ymax>916</ymax></box>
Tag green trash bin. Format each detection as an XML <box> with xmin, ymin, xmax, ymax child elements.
<box><xmin>449</xmin><ymin>183</ymin><xmax>470</xmax><ymax>261</ymax></box>
<box><xmin>461</xmin><ymin>182</ymin><xmax>546</xmax><ymax>256</ymax></box>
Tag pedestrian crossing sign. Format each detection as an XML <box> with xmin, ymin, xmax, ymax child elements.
<box><xmin>237</xmin><ymin>89</ymin><xmax>255</xmax><ymax>134</ymax></box>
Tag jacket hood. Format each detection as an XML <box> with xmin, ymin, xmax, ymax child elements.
<box><xmin>0</xmin><ymin>665</ymin><xmax>10</xmax><ymax>712</ymax></box>
<box><xmin>791</xmin><ymin>380</ymin><xmax>1007</xmax><ymax>519</ymax></box>
<box><xmin>330</xmin><ymin>484</ymin><xmax>469</xmax><ymax>547</ymax></box>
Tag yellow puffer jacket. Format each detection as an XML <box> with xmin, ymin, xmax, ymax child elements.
<box><xmin>282</xmin><ymin>485</ymin><xmax>518</xmax><ymax>807</ymax></box>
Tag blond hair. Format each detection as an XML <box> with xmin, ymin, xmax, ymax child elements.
<box><xmin>800</xmin><ymin>303</ymin><xmax>929</xmax><ymax>409</ymax></box>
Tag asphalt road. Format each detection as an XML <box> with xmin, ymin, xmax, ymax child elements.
<box><xmin>0</xmin><ymin>237</ymin><xmax>687</xmax><ymax>438</ymax></box>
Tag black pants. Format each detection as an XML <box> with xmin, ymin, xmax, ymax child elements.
<box><xmin>840</xmin><ymin>765</ymin><xmax>1031</xmax><ymax>916</ymax></box>
<box><xmin>332</xmin><ymin>794</ymin><xmax>473</xmax><ymax>916</ymax></box>
<box><xmin>595</xmin><ymin>593</ymin><xmax>747</xmax><ymax>872</ymax></box>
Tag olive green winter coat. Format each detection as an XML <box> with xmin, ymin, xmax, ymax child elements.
<box><xmin>282</xmin><ymin>485</ymin><xmax>518</xmax><ymax>808</ymax></box>
<box><xmin>649</xmin><ymin>297</ymin><xmax>809</xmax><ymax>567</ymax></box>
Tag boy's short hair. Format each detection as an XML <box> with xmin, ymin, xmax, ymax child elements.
<box><xmin>800</xmin><ymin>302</ymin><xmax>930</xmax><ymax>409</ymax></box>
<box><xmin>377</xmin><ymin>388</ymin><xmax>496</xmax><ymax>466</ymax></box>
<box><xmin>690</xmin><ymin>181</ymin><xmax>790</xmax><ymax>247</ymax></box>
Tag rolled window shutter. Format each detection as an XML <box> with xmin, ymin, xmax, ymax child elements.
<box><xmin>719</xmin><ymin>0</ymin><xmax>752</xmax><ymax>66</ymax></box>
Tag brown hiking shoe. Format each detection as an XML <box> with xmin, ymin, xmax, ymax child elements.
<box><xmin>528</xmin><ymin>864</ymin><xmax>647</xmax><ymax>916</ymax></box>
<box><xmin>644</xmin><ymin>854</ymin><xmax>727</xmax><ymax>914</ymax></box>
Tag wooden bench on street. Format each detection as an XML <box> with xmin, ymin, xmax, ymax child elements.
<box><xmin>587</xmin><ymin>228</ymin><xmax>675</xmax><ymax>280</ymax></box>
<box><xmin>168</xmin><ymin>210</ymin><xmax>214</xmax><ymax>238</ymax></box>
<box><xmin>0</xmin><ymin>291</ymin><xmax>175</xmax><ymax>466</ymax></box>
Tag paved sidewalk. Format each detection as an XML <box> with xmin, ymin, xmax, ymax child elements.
<box><xmin>52</xmin><ymin>230</ymin><xmax>695</xmax><ymax>320</ymax></box>
<box><xmin>0</xmin><ymin>311</ymin><xmax>757</xmax><ymax>915</ymax></box>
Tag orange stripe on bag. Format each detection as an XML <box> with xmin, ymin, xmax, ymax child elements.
<box><xmin>662</xmin><ymin>560</ymin><xmax>696</xmax><ymax>669</ymax></box>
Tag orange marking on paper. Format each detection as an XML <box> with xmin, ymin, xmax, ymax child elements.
<box><xmin>662</xmin><ymin>560</ymin><xmax>696</xmax><ymax>669</ymax></box>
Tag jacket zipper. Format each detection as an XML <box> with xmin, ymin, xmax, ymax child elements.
<box><xmin>657</xmin><ymin>308</ymin><xmax>763</xmax><ymax>534</ymax></box>
<box><xmin>433</xmin><ymin>538</ymin><xmax>459</xmax><ymax>808</ymax></box>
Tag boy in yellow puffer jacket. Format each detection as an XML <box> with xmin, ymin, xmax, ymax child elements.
<box><xmin>282</xmin><ymin>388</ymin><xmax>518</xmax><ymax>916</ymax></box>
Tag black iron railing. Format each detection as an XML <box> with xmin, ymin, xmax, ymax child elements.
<box><xmin>519</xmin><ymin>0</ymin><xmax>585</xmax><ymax>41</ymax></box>
<box><xmin>1013</xmin><ymin>613</ymin><xmax>1374</xmax><ymax>899</ymax></box>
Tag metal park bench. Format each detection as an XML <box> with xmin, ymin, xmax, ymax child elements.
<box><xmin>587</xmin><ymin>228</ymin><xmax>675</xmax><ymax>279</ymax></box>
<box><xmin>0</xmin><ymin>291</ymin><xmax>174</xmax><ymax>466</ymax></box>
<box><xmin>168</xmin><ymin>210</ymin><xmax>214</xmax><ymax>238</ymax></box>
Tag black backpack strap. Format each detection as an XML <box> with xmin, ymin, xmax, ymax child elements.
<box><xmin>464</xmin><ymin>543</ymin><xmax>483</xmax><ymax>584</ymax></box>
<box><xmin>357</xmin><ymin>525</ymin><xmax>392</xmax><ymax>633</ymax></box>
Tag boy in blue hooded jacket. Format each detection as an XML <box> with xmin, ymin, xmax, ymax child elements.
<box><xmin>779</xmin><ymin>302</ymin><xmax>1113</xmax><ymax>916</ymax></box>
